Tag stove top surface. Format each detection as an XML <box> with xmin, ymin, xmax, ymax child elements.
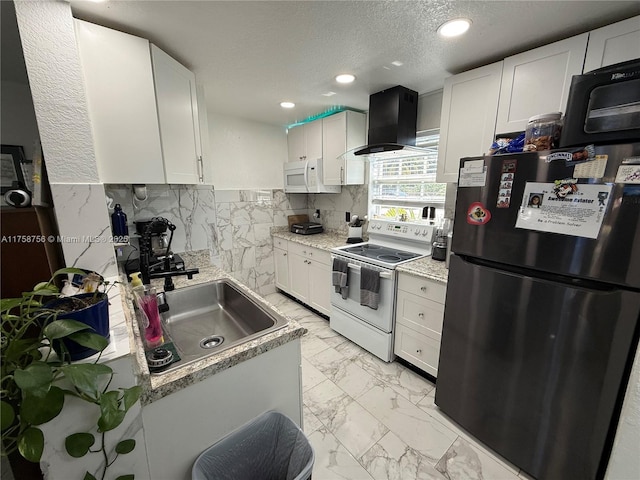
<box><xmin>336</xmin><ymin>242</ymin><xmax>424</xmax><ymax>266</ymax></box>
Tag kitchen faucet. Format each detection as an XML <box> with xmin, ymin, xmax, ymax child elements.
<box><xmin>139</xmin><ymin>217</ymin><xmax>199</xmax><ymax>291</ymax></box>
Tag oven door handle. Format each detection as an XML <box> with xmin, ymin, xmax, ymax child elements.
<box><xmin>346</xmin><ymin>263</ymin><xmax>393</xmax><ymax>279</ymax></box>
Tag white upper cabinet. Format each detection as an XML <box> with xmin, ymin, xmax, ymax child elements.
<box><xmin>583</xmin><ymin>16</ymin><xmax>640</xmax><ymax>73</ymax></box>
<box><xmin>322</xmin><ymin>110</ymin><xmax>366</xmax><ymax>185</ymax></box>
<box><xmin>287</xmin><ymin>120</ymin><xmax>323</xmax><ymax>163</ymax></box>
<box><xmin>151</xmin><ymin>44</ymin><xmax>203</xmax><ymax>184</ymax></box>
<box><xmin>75</xmin><ymin>19</ymin><xmax>165</xmax><ymax>184</ymax></box>
<box><xmin>495</xmin><ymin>33</ymin><xmax>589</xmax><ymax>134</ymax></box>
<box><xmin>437</xmin><ymin>61</ymin><xmax>503</xmax><ymax>183</ymax></box>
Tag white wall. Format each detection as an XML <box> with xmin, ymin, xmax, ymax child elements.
<box><xmin>208</xmin><ymin>111</ymin><xmax>287</xmax><ymax>189</ymax></box>
<box><xmin>14</xmin><ymin>0</ymin><xmax>117</xmax><ymax>278</ymax></box>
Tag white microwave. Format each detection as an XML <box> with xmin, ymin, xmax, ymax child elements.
<box><xmin>283</xmin><ymin>159</ymin><xmax>341</xmax><ymax>193</ymax></box>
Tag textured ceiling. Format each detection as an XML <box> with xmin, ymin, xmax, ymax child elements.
<box><xmin>6</xmin><ymin>1</ymin><xmax>640</xmax><ymax>127</ymax></box>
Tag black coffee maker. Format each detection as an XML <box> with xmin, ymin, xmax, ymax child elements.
<box><xmin>131</xmin><ymin>217</ymin><xmax>185</xmax><ymax>276</ymax></box>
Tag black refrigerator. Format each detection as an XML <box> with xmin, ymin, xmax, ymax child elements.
<box><xmin>435</xmin><ymin>143</ymin><xmax>640</xmax><ymax>480</ymax></box>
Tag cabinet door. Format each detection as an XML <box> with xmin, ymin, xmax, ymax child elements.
<box><xmin>583</xmin><ymin>16</ymin><xmax>640</xmax><ymax>73</ymax></box>
<box><xmin>322</xmin><ymin>111</ymin><xmax>367</xmax><ymax>186</ymax></box>
<box><xmin>322</xmin><ymin>112</ymin><xmax>346</xmax><ymax>185</ymax></box>
<box><xmin>308</xmin><ymin>260</ymin><xmax>331</xmax><ymax>316</ymax></box>
<box><xmin>151</xmin><ymin>44</ymin><xmax>202</xmax><ymax>184</ymax></box>
<box><xmin>274</xmin><ymin>247</ymin><xmax>289</xmax><ymax>291</ymax></box>
<box><xmin>305</xmin><ymin>120</ymin><xmax>323</xmax><ymax>162</ymax></box>
<box><xmin>74</xmin><ymin>20</ymin><xmax>165</xmax><ymax>184</ymax></box>
<box><xmin>495</xmin><ymin>33</ymin><xmax>588</xmax><ymax>134</ymax></box>
<box><xmin>437</xmin><ymin>62</ymin><xmax>502</xmax><ymax>183</ymax></box>
<box><xmin>288</xmin><ymin>253</ymin><xmax>309</xmax><ymax>302</ymax></box>
<box><xmin>287</xmin><ymin>125</ymin><xmax>305</xmax><ymax>162</ymax></box>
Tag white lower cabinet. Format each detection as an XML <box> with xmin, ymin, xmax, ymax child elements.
<box><xmin>142</xmin><ymin>339</ymin><xmax>302</xmax><ymax>480</ymax></box>
<box><xmin>273</xmin><ymin>238</ymin><xmax>331</xmax><ymax>316</ymax></box>
<box><xmin>394</xmin><ymin>273</ymin><xmax>446</xmax><ymax>377</ymax></box>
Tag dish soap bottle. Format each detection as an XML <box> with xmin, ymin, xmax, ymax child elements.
<box><xmin>111</xmin><ymin>204</ymin><xmax>129</xmax><ymax>238</ymax></box>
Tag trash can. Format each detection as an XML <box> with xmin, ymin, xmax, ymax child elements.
<box><xmin>192</xmin><ymin>411</ymin><xmax>314</xmax><ymax>480</ymax></box>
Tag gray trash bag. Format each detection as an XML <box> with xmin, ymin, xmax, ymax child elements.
<box><xmin>192</xmin><ymin>411</ymin><xmax>314</xmax><ymax>480</ymax></box>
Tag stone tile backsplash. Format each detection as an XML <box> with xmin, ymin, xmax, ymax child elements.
<box><xmin>104</xmin><ymin>184</ymin><xmax>367</xmax><ymax>294</ymax></box>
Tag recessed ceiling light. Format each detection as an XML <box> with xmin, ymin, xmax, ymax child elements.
<box><xmin>280</xmin><ymin>102</ymin><xmax>295</xmax><ymax>109</ymax></box>
<box><xmin>391</xmin><ymin>61</ymin><xmax>404</xmax><ymax>67</ymax></box>
<box><xmin>437</xmin><ymin>18</ymin><xmax>472</xmax><ymax>38</ymax></box>
<box><xmin>335</xmin><ymin>74</ymin><xmax>356</xmax><ymax>84</ymax></box>
<box><xmin>322</xmin><ymin>92</ymin><xmax>337</xmax><ymax>97</ymax></box>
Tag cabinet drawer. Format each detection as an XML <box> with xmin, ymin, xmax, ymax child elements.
<box><xmin>394</xmin><ymin>323</ymin><xmax>440</xmax><ymax>377</ymax></box>
<box><xmin>396</xmin><ymin>290</ymin><xmax>444</xmax><ymax>339</ymax></box>
<box><xmin>397</xmin><ymin>273</ymin><xmax>446</xmax><ymax>303</ymax></box>
<box><xmin>273</xmin><ymin>237</ymin><xmax>288</xmax><ymax>250</ymax></box>
<box><xmin>288</xmin><ymin>242</ymin><xmax>331</xmax><ymax>265</ymax></box>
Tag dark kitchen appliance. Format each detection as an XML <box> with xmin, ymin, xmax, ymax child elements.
<box><xmin>290</xmin><ymin>221</ymin><xmax>324</xmax><ymax>235</ymax></box>
<box><xmin>435</xmin><ymin>143</ymin><xmax>640</xmax><ymax>480</ymax></box>
<box><xmin>350</xmin><ymin>86</ymin><xmax>431</xmax><ymax>159</ymax></box>
<box><xmin>561</xmin><ymin>59</ymin><xmax>640</xmax><ymax>147</ymax></box>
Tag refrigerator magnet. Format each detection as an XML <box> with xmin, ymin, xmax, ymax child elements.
<box><xmin>497</xmin><ymin>160</ymin><xmax>517</xmax><ymax>208</ymax></box>
<box><xmin>467</xmin><ymin>202</ymin><xmax>492</xmax><ymax>225</ymax></box>
<box><xmin>574</xmin><ymin>155</ymin><xmax>608</xmax><ymax>179</ymax></box>
<box><xmin>615</xmin><ymin>164</ymin><xmax>640</xmax><ymax>184</ymax></box>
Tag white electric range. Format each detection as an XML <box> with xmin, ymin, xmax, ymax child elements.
<box><xmin>330</xmin><ymin>219</ymin><xmax>436</xmax><ymax>362</ymax></box>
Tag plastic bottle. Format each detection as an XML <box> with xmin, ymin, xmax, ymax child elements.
<box><xmin>111</xmin><ymin>204</ymin><xmax>129</xmax><ymax>237</ymax></box>
<box><xmin>130</xmin><ymin>272</ymin><xmax>143</xmax><ymax>288</ymax></box>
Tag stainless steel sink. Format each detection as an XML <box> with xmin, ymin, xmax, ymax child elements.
<box><xmin>150</xmin><ymin>279</ymin><xmax>288</xmax><ymax>374</ymax></box>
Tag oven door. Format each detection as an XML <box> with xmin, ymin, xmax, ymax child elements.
<box><xmin>330</xmin><ymin>257</ymin><xmax>395</xmax><ymax>332</ymax></box>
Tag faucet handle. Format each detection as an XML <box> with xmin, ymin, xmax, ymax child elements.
<box><xmin>157</xmin><ymin>291</ymin><xmax>170</xmax><ymax>313</ymax></box>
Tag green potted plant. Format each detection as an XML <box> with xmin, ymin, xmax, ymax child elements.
<box><xmin>1</xmin><ymin>267</ymin><xmax>141</xmax><ymax>480</ymax></box>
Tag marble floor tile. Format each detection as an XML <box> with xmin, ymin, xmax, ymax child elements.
<box><xmin>307</xmin><ymin>347</ymin><xmax>380</xmax><ymax>399</ymax></box>
<box><xmin>435</xmin><ymin>437</ymin><xmax>521</xmax><ymax>480</ymax></box>
<box><xmin>268</xmin><ymin>293</ymin><xmax>522</xmax><ymax>479</ymax></box>
<box><xmin>353</xmin><ymin>351</ymin><xmax>435</xmax><ymax>404</ymax></box>
<box><xmin>357</xmin><ymin>384</ymin><xmax>458</xmax><ymax>464</ymax></box>
<box><xmin>305</xmin><ymin>380</ymin><xmax>388</xmax><ymax>459</ymax></box>
<box><xmin>417</xmin><ymin>390</ymin><xmax>521</xmax><ymax>475</ymax></box>
<box><xmin>300</xmin><ymin>333</ymin><xmax>332</xmax><ymax>358</ymax></box>
<box><xmin>307</xmin><ymin>427</ymin><xmax>375</xmax><ymax>480</ymax></box>
<box><xmin>303</xmin><ymin>405</ymin><xmax>324</xmax><ymax>436</ymax></box>
<box><xmin>301</xmin><ymin>357</ymin><xmax>328</xmax><ymax>392</ymax></box>
<box><xmin>360</xmin><ymin>431</ymin><xmax>448</xmax><ymax>480</ymax></box>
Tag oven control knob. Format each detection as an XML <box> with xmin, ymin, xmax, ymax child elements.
<box><xmin>414</xmin><ymin>230</ymin><xmax>420</xmax><ymax>235</ymax></box>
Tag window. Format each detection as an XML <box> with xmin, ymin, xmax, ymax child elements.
<box><xmin>369</xmin><ymin>129</ymin><xmax>446</xmax><ymax>221</ymax></box>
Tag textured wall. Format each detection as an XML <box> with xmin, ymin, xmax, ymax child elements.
<box><xmin>15</xmin><ymin>1</ymin><xmax>116</xmax><ymax>277</ymax></box>
<box><xmin>14</xmin><ymin>0</ymin><xmax>98</xmax><ymax>184</ymax></box>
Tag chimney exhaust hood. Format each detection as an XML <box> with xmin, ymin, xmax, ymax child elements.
<box><xmin>351</xmin><ymin>85</ymin><xmax>430</xmax><ymax>160</ymax></box>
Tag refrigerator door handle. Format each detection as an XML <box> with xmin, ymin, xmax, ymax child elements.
<box><xmin>458</xmin><ymin>255</ymin><xmax>621</xmax><ymax>292</ymax></box>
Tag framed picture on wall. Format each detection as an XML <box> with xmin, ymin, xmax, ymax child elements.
<box><xmin>1</xmin><ymin>145</ymin><xmax>27</xmax><ymax>195</ymax></box>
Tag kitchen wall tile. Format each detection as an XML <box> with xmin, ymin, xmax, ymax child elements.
<box><xmin>105</xmin><ymin>184</ymin><xmax>366</xmax><ymax>293</ymax></box>
<box><xmin>51</xmin><ymin>183</ymin><xmax>118</xmax><ymax>277</ymax></box>
<box><xmin>231</xmin><ymin>246</ymin><xmax>256</xmax><ymax>271</ymax></box>
<box><xmin>213</xmin><ymin>190</ymin><xmax>240</xmax><ymax>203</ymax></box>
<box><xmin>217</xmin><ymin>225</ymin><xmax>233</xmax><ymax>251</ymax></box>
<box><xmin>229</xmin><ymin>202</ymin><xmax>252</xmax><ymax>225</ymax></box>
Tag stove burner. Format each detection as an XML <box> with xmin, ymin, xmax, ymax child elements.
<box><xmin>377</xmin><ymin>254</ymin><xmax>402</xmax><ymax>262</ymax></box>
<box><xmin>396</xmin><ymin>252</ymin><xmax>416</xmax><ymax>258</ymax></box>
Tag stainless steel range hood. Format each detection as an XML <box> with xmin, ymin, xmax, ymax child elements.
<box><xmin>351</xmin><ymin>85</ymin><xmax>430</xmax><ymax>160</ymax></box>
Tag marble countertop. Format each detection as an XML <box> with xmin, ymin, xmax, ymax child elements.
<box><xmin>273</xmin><ymin>228</ymin><xmax>448</xmax><ymax>284</ymax></box>
<box><xmin>272</xmin><ymin>227</ymin><xmax>354</xmax><ymax>250</ymax></box>
<box><xmin>121</xmin><ymin>265</ymin><xmax>307</xmax><ymax>405</ymax></box>
<box><xmin>396</xmin><ymin>257</ymin><xmax>449</xmax><ymax>284</ymax></box>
